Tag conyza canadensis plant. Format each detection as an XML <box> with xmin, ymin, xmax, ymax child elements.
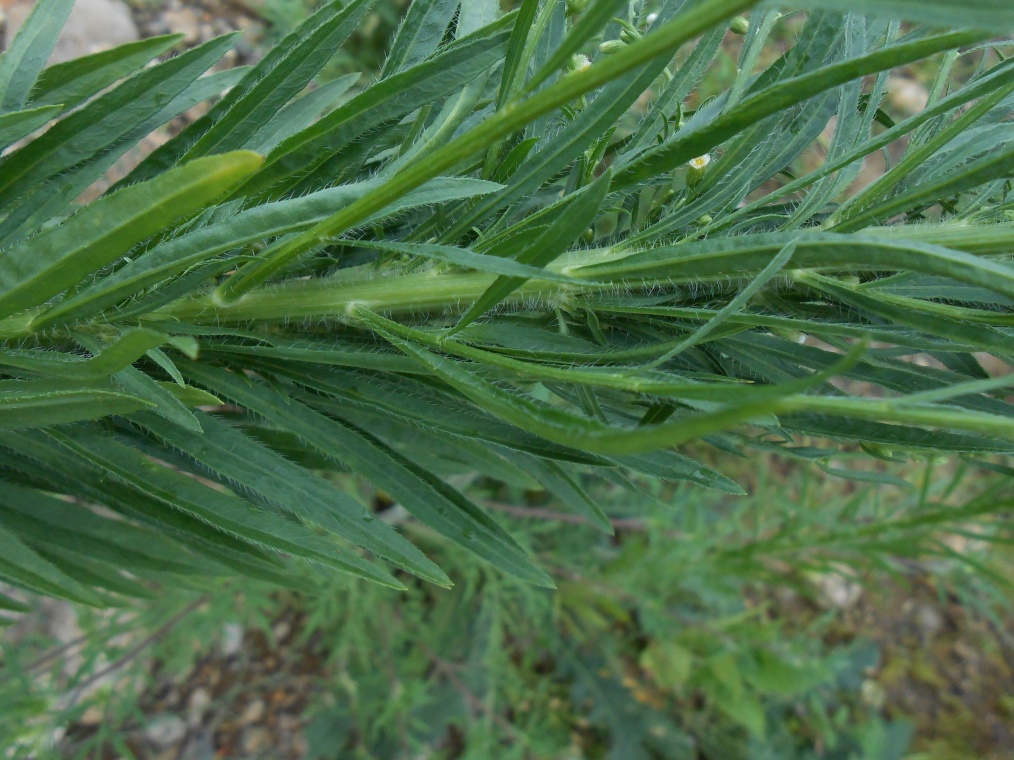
<box><xmin>0</xmin><ymin>0</ymin><xmax>1013</xmax><ymax>603</ymax></box>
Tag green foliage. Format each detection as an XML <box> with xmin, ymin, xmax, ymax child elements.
<box><xmin>0</xmin><ymin>0</ymin><xmax>1012</xmax><ymax>606</ymax></box>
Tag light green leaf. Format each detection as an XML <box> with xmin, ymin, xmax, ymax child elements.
<box><xmin>0</xmin><ymin>151</ymin><xmax>262</xmax><ymax>322</ymax></box>
<box><xmin>616</xmin><ymin>30</ymin><xmax>988</xmax><ymax>187</ymax></box>
<box><xmin>0</xmin><ymin>328</ymin><xmax>170</xmax><ymax>380</ymax></box>
<box><xmin>30</xmin><ymin>34</ymin><xmax>184</xmax><ymax>111</ymax></box>
<box><xmin>0</xmin><ymin>105</ymin><xmax>61</xmax><ymax>151</ymax></box>
<box><xmin>33</xmin><ymin>176</ymin><xmax>500</xmax><ymax>329</ymax></box>
<box><xmin>0</xmin><ymin>0</ymin><xmax>74</xmax><ymax>112</ymax></box>
<box><xmin>0</xmin><ymin>33</ymin><xmax>241</xmax><ymax>218</ymax></box>
<box><xmin>0</xmin><ymin>379</ymin><xmax>152</xmax><ymax>430</ymax></box>
<box><xmin>130</xmin><ymin>0</ymin><xmax>375</xmax><ymax>180</ymax></box>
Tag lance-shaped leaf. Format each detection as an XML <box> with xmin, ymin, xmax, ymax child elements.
<box><xmin>45</xmin><ymin>428</ymin><xmax>404</xmax><ymax>589</ymax></box>
<box><xmin>0</xmin><ymin>105</ymin><xmax>61</xmax><ymax>151</ymax></box>
<box><xmin>783</xmin><ymin>0</ymin><xmax>1014</xmax><ymax>31</ymax></box>
<box><xmin>29</xmin><ymin>34</ymin><xmax>183</xmax><ymax>112</ymax></box>
<box><xmin>0</xmin><ymin>379</ymin><xmax>152</xmax><ymax>430</ymax></box>
<box><xmin>127</xmin><ymin>0</ymin><xmax>375</xmax><ymax>182</ymax></box>
<box><xmin>131</xmin><ymin>409</ymin><xmax>451</xmax><ymax>587</ymax></box>
<box><xmin>178</xmin><ymin>360</ymin><xmax>554</xmax><ymax>588</ymax></box>
<box><xmin>0</xmin><ymin>33</ymin><xmax>240</xmax><ymax>211</ymax></box>
<box><xmin>831</xmin><ymin>141</ymin><xmax>1014</xmax><ymax>231</ymax></box>
<box><xmin>0</xmin><ymin>151</ymin><xmax>262</xmax><ymax>322</ymax></box>
<box><xmin>0</xmin><ymin>328</ymin><xmax>171</xmax><ymax>380</ymax></box>
<box><xmin>0</xmin><ymin>522</ymin><xmax>105</xmax><ymax>606</ymax></box>
<box><xmin>573</xmin><ymin>232</ymin><xmax>1014</xmax><ymax>302</ymax></box>
<box><xmin>239</xmin><ymin>15</ymin><xmax>515</xmax><ymax>198</ymax></box>
<box><xmin>382</xmin><ymin>0</ymin><xmax>460</xmax><ymax>76</ymax></box>
<box><xmin>0</xmin><ymin>481</ymin><xmax>208</xmax><ymax>577</ymax></box>
<box><xmin>0</xmin><ymin>0</ymin><xmax>74</xmax><ymax>112</ymax></box>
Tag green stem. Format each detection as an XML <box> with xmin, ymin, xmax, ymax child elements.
<box><xmin>151</xmin><ymin>221</ymin><xmax>1014</xmax><ymax>327</ymax></box>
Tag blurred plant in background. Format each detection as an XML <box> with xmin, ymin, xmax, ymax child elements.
<box><xmin>4</xmin><ymin>455</ymin><xmax>1012</xmax><ymax>758</ymax></box>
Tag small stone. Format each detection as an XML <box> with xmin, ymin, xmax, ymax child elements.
<box><xmin>272</xmin><ymin>620</ymin><xmax>291</xmax><ymax>642</ymax></box>
<box><xmin>887</xmin><ymin>75</ymin><xmax>929</xmax><ymax>116</ymax></box>
<box><xmin>162</xmin><ymin>7</ymin><xmax>202</xmax><ymax>45</ymax></box>
<box><xmin>241</xmin><ymin>726</ymin><xmax>272</xmax><ymax>754</ymax></box>
<box><xmin>290</xmin><ymin>733</ymin><xmax>308</xmax><ymax>756</ymax></box>
<box><xmin>815</xmin><ymin>571</ymin><xmax>862</xmax><ymax>609</ymax></box>
<box><xmin>221</xmin><ymin>623</ymin><xmax>244</xmax><ymax>657</ymax></box>
<box><xmin>240</xmin><ymin>698</ymin><xmax>266</xmax><ymax>725</ymax></box>
<box><xmin>915</xmin><ymin>603</ymin><xmax>944</xmax><ymax>639</ymax></box>
<box><xmin>187</xmin><ymin>687</ymin><xmax>211</xmax><ymax>728</ymax></box>
<box><xmin>144</xmin><ymin>715</ymin><xmax>187</xmax><ymax>750</ymax></box>
<box><xmin>79</xmin><ymin>705</ymin><xmax>104</xmax><ymax>726</ymax></box>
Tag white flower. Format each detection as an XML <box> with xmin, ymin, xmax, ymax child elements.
<box><xmin>688</xmin><ymin>154</ymin><xmax>711</xmax><ymax>171</ymax></box>
<box><xmin>646</xmin><ymin>12</ymin><xmax>658</xmax><ymax>25</ymax></box>
<box><xmin>572</xmin><ymin>54</ymin><xmax>592</xmax><ymax>72</ymax></box>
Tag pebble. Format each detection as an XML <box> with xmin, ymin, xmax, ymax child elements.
<box><xmin>815</xmin><ymin>571</ymin><xmax>862</xmax><ymax>610</ymax></box>
<box><xmin>240</xmin><ymin>698</ymin><xmax>266</xmax><ymax>725</ymax></box>
<box><xmin>144</xmin><ymin>715</ymin><xmax>187</xmax><ymax>749</ymax></box>
<box><xmin>887</xmin><ymin>75</ymin><xmax>930</xmax><ymax>116</ymax></box>
<box><xmin>915</xmin><ymin>603</ymin><xmax>944</xmax><ymax>639</ymax></box>
<box><xmin>241</xmin><ymin>726</ymin><xmax>272</xmax><ymax>754</ymax></box>
<box><xmin>221</xmin><ymin>622</ymin><xmax>244</xmax><ymax>656</ymax></box>
<box><xmin>4</xmin><ymin>0</ymin><xmax>139</xmax><ymax>62</ymax></box>
<box><xmin>272</xmin><ymin>620</ymin><xmax>291</xmax><ymax>642</ymax></box>
<box><xmin>186</xmin><ymin>687</ymin><xmax>212</xmax><ymax>728</ymax></box>
<box><xmin>78</xmin><ymin>705</ymin><xmax>104</xmax><ymax>726</ymax></box>
<box><xmin>162</xmin><ymin>7</ymin><xmax>203</xmax><ymax>45</ymax></box>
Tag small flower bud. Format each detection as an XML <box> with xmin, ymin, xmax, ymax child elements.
<box><xmin>696</xmin><ymin>214</ymin><xmax>713</xmax><ymax>225</ymax></box>
<box><xmin>566</xmin><ymin>0</ymin><xmax>589</xmax><ymax>15</ymax></box>
<box><xmin>598</xmin><ymin>40</ymin><xmax>626</xmax><ymax>55</ymax></box>
<box><xmin>730</xmin><ymin>16</ymin><xmax>749</xmax><ymax>35</ymax></box>
<box><xmin>568</xmin><ymin>54</ymin><xmax>592</xmax><ymax>73</ymax></box>
<box><xmin>645</xmin><ymin>12</ymin><xmax>658</xmax><ymax>26</ymax></box>
<box><xmin>686</xmin><ymin>154</ymin><xmax>710</xmax><ymax>186</ymax></box>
